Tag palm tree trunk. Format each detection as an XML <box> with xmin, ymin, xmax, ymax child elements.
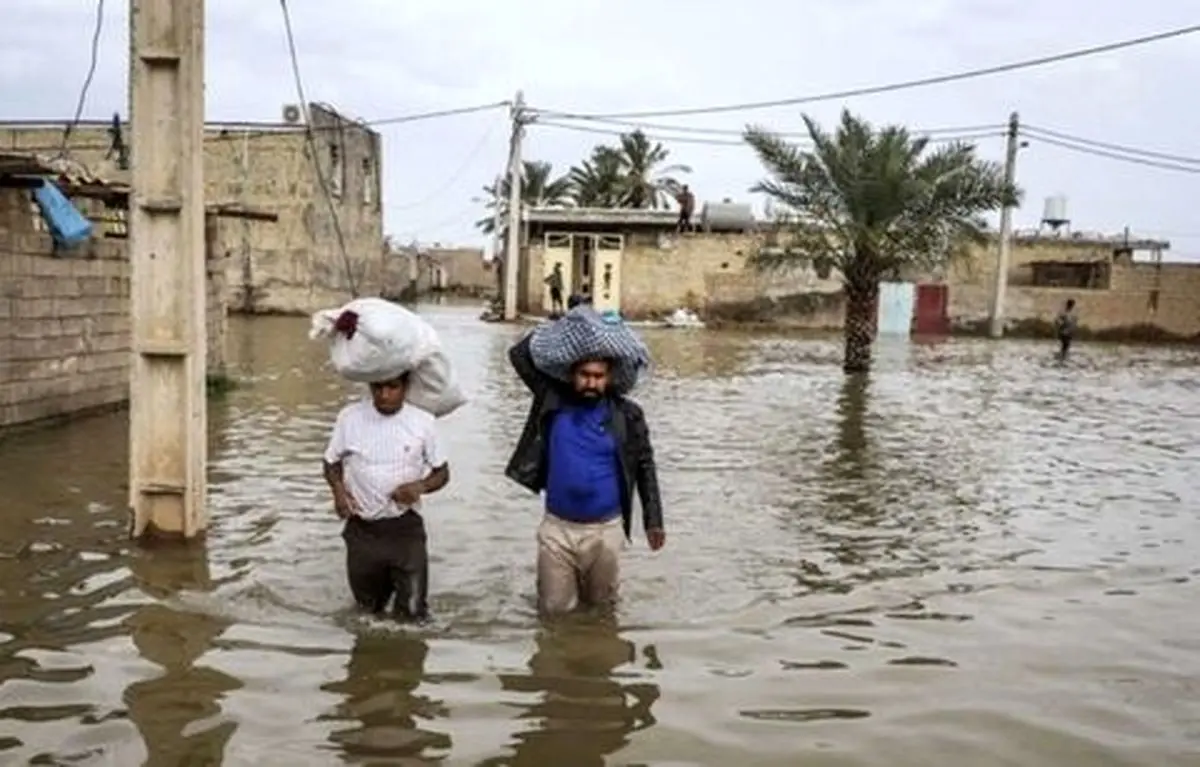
<box><xmin>842</xmin><ymin>278</ymin><xmax>878</xmax><ymax>373</ymax></box>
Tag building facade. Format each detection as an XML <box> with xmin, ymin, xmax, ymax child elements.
<box><xmin>518</xmin><ymin>207</ymin><xmax>1199</xmax><ymax>340</ymax></box>
<box><xmin>0</xmin><ymin>103</ymin><xmax>384</xmax><ymax>315</ymax></box>
<box><xmin>0</xmin><ymin>157</ymin><xmax>227</xmax><ymax>432</ymax></box>
<box><xmin>521</xmin><ymin>208</ymin><xmax>843</xmax><ymax>325</ymax></box>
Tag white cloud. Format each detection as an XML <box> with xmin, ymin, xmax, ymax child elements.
<box><xmin>4</xmin><ymin>0</ymin><xmax>1200</xmax><ymax>255</ymax></box>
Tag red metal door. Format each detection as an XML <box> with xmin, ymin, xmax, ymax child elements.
<box><xmin>913</xmin><ymin>283</ymin><xmax>949</xmax><ymax>335</ymax></box>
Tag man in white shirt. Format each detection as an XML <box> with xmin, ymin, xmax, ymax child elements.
<box><xmin>322</xmin><ymin>371</ymin><xmax>450</xmax><ymax>621</ymax></box>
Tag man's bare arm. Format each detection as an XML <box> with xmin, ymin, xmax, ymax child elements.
<box><xmin>421</xmin><ymin>463</ymin><xmax>450</xmax><ymax>495</ymax></box>
<box><xmin>323</xmin><ymin>460</ymin><xmax>346</xmax><ymax>492</ymax></box>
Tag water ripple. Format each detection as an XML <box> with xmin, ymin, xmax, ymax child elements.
<box><xmin>0</xmin><ymin>308</ymin><xmax>1198</xmax><ymax>765</ymax></box>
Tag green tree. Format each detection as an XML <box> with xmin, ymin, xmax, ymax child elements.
<box><xmin>744</xmin><ymin>110</ymin><xmax>1019</xmax><ymax>373</ymax></box>
<box><xmin>568</xmin><ymin>146</ymin><xmax>626</xmax><ymax>207</ymax></box>
<box><xmin>614</xmin><ymin>130</ymin><xmax>691</xmax><ymax>209</ymax></box>
<box><xmin>475</xmin><ymin>160</ymin><xmax>572</xmax><ymax>234</ymax></box>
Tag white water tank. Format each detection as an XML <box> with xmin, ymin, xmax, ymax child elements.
<box><xmin>701</xmin><ymin>201</ymin><xmax>754</xmax><ymax>231</ymax></box>
<box><xmin>1042</xmin><ymin>195</ymin><xmax>1069</xmax><ymax>227</ymax></box>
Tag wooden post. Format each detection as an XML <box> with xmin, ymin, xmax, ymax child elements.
<box><xmin>128</xmin><ymin>0</ymin><xmax>208</xmax><ymax>539</ymax></box>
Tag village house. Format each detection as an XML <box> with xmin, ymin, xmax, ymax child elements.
<box><xmin>0</xmin><ymin>103</ymin><xmax>384</xmax><ymax>315</ymax></box>
<box><xmin>517</xmin><ymin>204</ymin><xmax>1200</xmax><ymax>340</ymax></box>
<box><xmin>381</xmin><ymin>243</ymin><xmax>494</xmax><ymax>300</ymax></box>
<box><xmin>0</xmin><ymin>152</ymin><xmax>235</xmax><ymax>432</ymax></box>
<box><xmin>521</xmin><ymin>206</ymin><xmax>845</xmax><ymax>327</ymax></box>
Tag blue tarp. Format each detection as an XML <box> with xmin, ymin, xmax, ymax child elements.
<box><xmin>32</xmin><ymin>179</ymin><xmax>93</xmax><ymax>248</ymax></box>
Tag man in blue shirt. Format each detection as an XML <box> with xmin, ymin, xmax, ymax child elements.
<box><xmin>506</xmin><ymin>337</ymin><xmax>665</xmax><ymax>616</ymax></box>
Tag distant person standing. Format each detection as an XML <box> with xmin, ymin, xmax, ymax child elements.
<box><xmin>1054</xmin><ymin>298</ymin><xmax>1078</xmax><ymax>360</ymax></box>
<box><xmin>675</xmin><ymin>185</ymin><xmax>695</xmax><ymax>233</ymax></box>
<box><xmin>545</xmin><ymin>262</ymin><xmax>565</xmax><ymax>315</ymax></box>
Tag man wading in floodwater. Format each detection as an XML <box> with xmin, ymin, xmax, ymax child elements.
<box><xmin>505</xmin><ymin>334</ymin><xmax>666</xmax><ymax>616</ymax></box>
<box><xmin>1054</xmin><ymin>298</ymin><xmax>1078</xmax><ymax>361</ymax></box>
<box><xmin>323</xmin><ymin>373</ymin><xmax>450</xmax><ymax>621</ymax></box>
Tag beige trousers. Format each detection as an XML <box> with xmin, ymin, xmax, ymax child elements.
<box><xmin>536</xmin><ymin>513</ymin><xmax>626</xmax><ymax>615</ymax></box>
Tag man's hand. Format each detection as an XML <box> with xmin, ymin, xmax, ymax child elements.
<box><xmin>333</xmin><ymin>489</ymin><xmax>360</xmax><ymax>519</ymax></box>
<box><xmin>647</xmin><ymin>528</ymin><xmax>666</xmax><ymax>552</ymax></box>
<box><xmin>391</xmin><ymin>481</ymin><xmax>424</xmax><ymax>507</ymax></box>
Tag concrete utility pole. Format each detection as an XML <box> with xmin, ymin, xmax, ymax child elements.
<box><xmin>128</xmin><ymin>0</ymin><xmax>208</xmax><ymax>539</ymax></box>
<box><xmin>490</xmin><ymin>173</ymin><xmax>504</xmax><ymax>297</ymax></box>
<box><xmin>502</xmin><ymin>91</ymin><xmax>525</xmax><ymax>321</ymax></box>
<box><xmin>988</xmin><ymin>111</ymin><xmax>1020</xmax><ymax>339</ymax></box>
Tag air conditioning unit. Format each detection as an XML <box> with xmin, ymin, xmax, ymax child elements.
<box><xmin>281</xmin><ymin>104</ymin><xmax>303</xmax><ymax>124</ymax></box>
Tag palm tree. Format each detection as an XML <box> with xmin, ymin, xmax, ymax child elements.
<box><xmin>568</xmin><ymin>146</ymin><xmax>626</xmax><ymax>207</ymax></box>
<box><xmin>475</xmin><ymin>160</ymin><xmax>572</xmax><ymax>234</ymax></box>
<box><xmin>744</xmin><ymin>110</ymin><xmax>1019</xmax><ymax>373</ymax></box>
<box><xmin>615</xmin><ymin>130</ymin><xmax>691</xmax><ymax>209</ymax></box>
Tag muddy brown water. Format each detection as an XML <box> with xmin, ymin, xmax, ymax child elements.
<box><xmin>1</xmin><ymin>303</ymin><xmax>1198</xmax><ymax>766</ymax></box>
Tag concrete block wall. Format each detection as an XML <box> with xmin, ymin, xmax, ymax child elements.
<box><xmin>0</xmin><ymin>107</ymin><xmax>384</xmax><ymax>316</ymax></box>
<box><xmin>948</xmin><ymin>239</ymin><xmax>1200</xmax><ymax>338</ymax></box>
<box><xmin>523</xmin><ymin>230</ymin><xmax>843</xmax><ymax>319</ymax></box>
<box><xmin>0</xmin><ymin>190</ymin><xmax>227</xmax><ymax>431</ymax></box>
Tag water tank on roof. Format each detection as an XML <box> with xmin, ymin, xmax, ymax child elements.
<box><xmin>701</xmin><ymin>201</ymin><xmax>754</xmax><ymax>231</ymax></box>
<box><xmin>1042</xmin><ymin>195</ymin><xmax>1069</xmax><ymax>228</ymax></box>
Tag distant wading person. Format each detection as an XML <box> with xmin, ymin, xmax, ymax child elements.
<box><xmin>1054</xmin><ymin>298</ymin><xmax>1078</xmax><ymax>360</ymax></box>
<box><xmin>505</xmin><ymin>332</ymin><xmax>666</xmax><ymax>616</ymax></box>
<box><xmin>323</xmin><ymin>373</ymin><xmax>450</xmax><ymax>621</ymax></box>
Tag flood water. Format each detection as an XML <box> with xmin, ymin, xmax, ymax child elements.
<box><xmin>1</xmin><ymin>302</ymin><xmax>1198</xmax><ymax>766</ymax></box>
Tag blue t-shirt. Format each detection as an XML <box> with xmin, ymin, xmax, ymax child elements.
<box><xmin>545</xmin><ymin>402</ymin><xmax>621</xmax><ymax>522</ymax></box>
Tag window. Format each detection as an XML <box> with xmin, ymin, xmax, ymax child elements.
<box><xmin>1030</xmin><ymin>261</ymin><xmax>1110</xmax><ymax>290</ymax></box>
<box><xmin>328</xmin><ymin>143</ymin><xmax>343</xmax><ymax>198</ymax></box>
<box><xmin>361</xmin><ymin>157</ymin><xmax>373</xmax><ymax>206</ymax></box>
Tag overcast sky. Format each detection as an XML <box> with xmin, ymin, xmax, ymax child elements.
<box><xmin>3</xmin><ymin>1</ymin><xmax>1199</xmax><ymax>256</ymax></box>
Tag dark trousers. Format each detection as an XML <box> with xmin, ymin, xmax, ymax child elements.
<box><xmin>1058</xmin><ymin>333</ymin><xmax>1072</xmax><ymax>358</ymax></box>
<box><xmin>677</xmin><ymin>210</ymin><xmax>692</xmax><ymax>232</ymax></box>
<box><xmin>343</xmin><ymin>513</ymin><xmax>429</xmax><ymax>620</ymax></box>
<box><xmin>549</xmin><ymin>287</ymin><xmax>563</xmax><ymax>313</ymax></box>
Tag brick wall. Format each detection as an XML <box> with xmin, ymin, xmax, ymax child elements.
<box><xmin>0</xmin><ymin>190</ymin><xmax>226</xmax><ymax>431</ymax></box>
<box><xmin>948</xmin><ymin>238</ymin><xmax>1200</xmax><ymax>338</ymax></box>
<box><xmin>0</xmin><ymin>104</ymin><xmax>383</xmax><ymax>316</ymax></box>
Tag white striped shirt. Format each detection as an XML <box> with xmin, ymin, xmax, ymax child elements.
<box><xmin>323</xmin><ymin>399</ymin><xmax>447</xmax><ymax>520</ymax></box>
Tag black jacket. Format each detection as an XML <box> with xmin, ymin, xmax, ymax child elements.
<box><xmin>503</xmin><ymin>333</ymin><xmax>664</xmax><ymax>540</ymax></box>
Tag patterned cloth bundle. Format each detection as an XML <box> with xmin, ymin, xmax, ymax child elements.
<box><xmin>528</xmin><ymin>306</ymin><xmax>652</xmax><ymax>395</ymax></box>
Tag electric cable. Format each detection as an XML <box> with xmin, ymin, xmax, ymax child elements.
<box><xmin>1025</xmin><ymin>134</ymin><xmax>1200</xmax><ymax>174</ymax></box>
<box><xmin>539</xmin><ymin>24</ymin><xmax>1200</xmax><ymax>119</ymax></box>
<box><xmin>279</xmin><ymin>0</ymin><xmax>359</xmax><ymax>297</ymax></box>
<box><xmin>59</xmin><ymin>0</ymin><xmax>107</xmax><ymax>157</ymax></box>
<box><xmin>1022</xmin><ymin>124</ymin><xmax>1200</xmax><ymax>166</ymax></box>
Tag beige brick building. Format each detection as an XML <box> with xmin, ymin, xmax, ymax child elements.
<box><xmin>0</xmin><ymin>103</ymin><xmax>384</xmax><ymax>315</ymax></box>
<box><xmin>518</xmin><ymin>207</ymin><xmax>1200</xmax><ymax>339</ymax></box>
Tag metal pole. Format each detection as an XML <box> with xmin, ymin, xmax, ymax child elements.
<box><xmin>502</xmin><ymin>91</ymin><xmax>524</xmax><ymax>321</ymax></box>
<box><xmin>128</xmin><ymin>0</ymin><xmax>208</xmax><ymax>538</ymax></box>
<box><xmin>988</xmin><ymin>111</ymin><xmax>1020</xmax><ymax>338</ymax></box>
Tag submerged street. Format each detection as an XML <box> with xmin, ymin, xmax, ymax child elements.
<box><xmin>1</xmin><ymin>302</ymin><xmax>1198</xmax><ymax>765</ymax></box>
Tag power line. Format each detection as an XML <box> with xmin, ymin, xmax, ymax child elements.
<box><xmin>12</xmin><ymin>102</ymin><xmax>510</xmax><ymax>154</ymax></box>
<box><xmin>1027</xmin><ymin>134</ymin><xmax>1200</xmax><ymax>174</ymax></box>
<box><xmin>388</xmin><ymin>118</ymin><xmax>502</xmax><ymax>211</ymax></box>
<box><xmin>533</xmin><ymin>110</ymin><xmax>999</xmax><ymax>139</ymax></box>
<box><xmin>60</xmin><ymin>0</ymin><xmax>106</xmax><ymax>157</ymax></box>
<box><xmin>544</xmin><ymin>23</ymin><xmax>1200</xmax><ymax>119</ymax></box>
<box><xmin>1023</xmin><ymin>124</ymin><xmax>1200</xmax><ymax>166</ymax></box>
<box><xmin>278</xmin><ymin>0</ymin><xmax>359</xmax><ymax>297</ymax></box>
<box><xmin>535</xmin><ymin>119</ymin><xmax>1006</xmax><ymax>147</ymax></box>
